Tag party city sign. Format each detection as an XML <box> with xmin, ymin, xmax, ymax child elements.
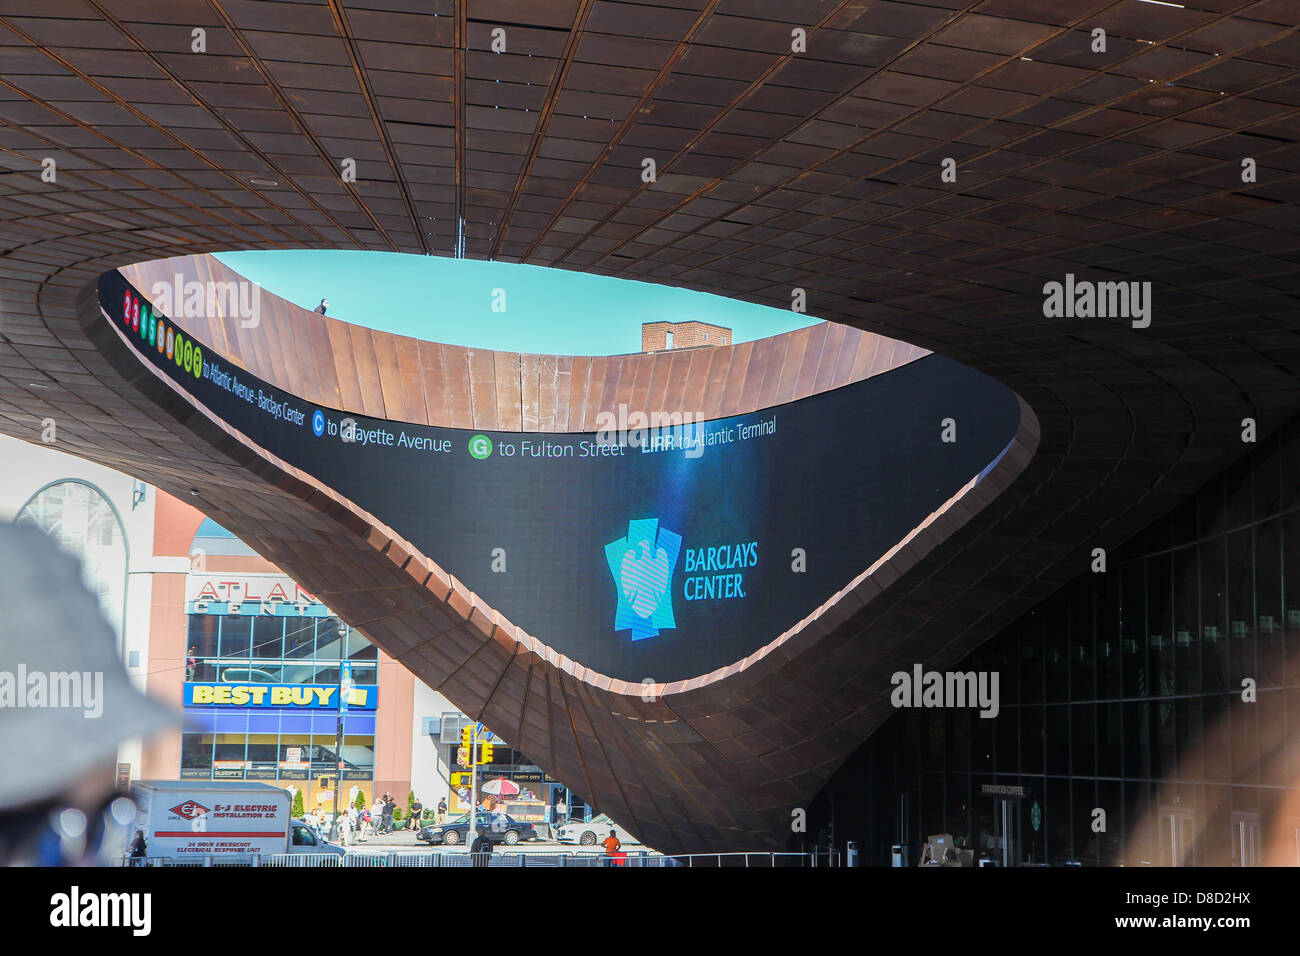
<box><xmin>185</xmin><ymin>683</ymin><xmax>376</xmax><ymax>710</ymax></box>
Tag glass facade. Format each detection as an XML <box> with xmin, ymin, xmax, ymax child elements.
<box><xmin>186</xmin><ymin>613</ymin><xmax>377</xmax><ymax>686</ymax></box>
<box><xmin>810</xmin><ymin>414</ymin><xmax>1300</xmax><ymax>867</ymax></box>
<box><xmin>182</xmin><ymin>610</ymin><xmax>377</xmax><ymax>797</ymax></box>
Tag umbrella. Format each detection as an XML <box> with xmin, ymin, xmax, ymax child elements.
<box><xmin>481</xmin><ymin>777</ymin><xmax>520</xmax><ymax>797</ymax></box>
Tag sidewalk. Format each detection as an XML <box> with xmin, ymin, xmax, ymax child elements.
<box><xmin>345</xmin><ymin>827</ymin><xmax>425</xmax><ymax>848</ymax></box>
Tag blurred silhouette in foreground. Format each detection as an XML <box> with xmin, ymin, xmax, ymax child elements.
<box><xmin>0</xmin><ymin>523</ymin><xmax>176</xmax><ymax>865</ymax></box>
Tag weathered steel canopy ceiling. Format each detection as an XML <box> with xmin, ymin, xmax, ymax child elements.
<box><xmin>2</xmin><ymin>0</ymin><xmax>1300</xmax><ymax>851</ymax></box>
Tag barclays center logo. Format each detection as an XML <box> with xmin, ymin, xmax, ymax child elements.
<box><xmin>605</xmin><ymin>518</ymin><xmax>681</xmax><ymax>641</ymax></box>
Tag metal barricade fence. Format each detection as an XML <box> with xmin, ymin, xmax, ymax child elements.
<box><xmin>263</xmin><ymin>853</ymin><xmax>341</xmax><ymax>867</ymax></box>
<box><xmin>387</xmin><ymin>852</ymin><xmax>438</xmax><ymax>867</ymax></box>
<box><xmin>657</xmin><ymin>852</ymin><xmax>826</xmax><ymax>867</ymax></box>
<box><xmin>120</xmin><ymin>849</ymin><xmax>829</xmax><ymax>867</ymax></box>
<box><xmin>120</xmin><ymin>857</ymin><xmax>203</xmax><ymax>867</ymax></box>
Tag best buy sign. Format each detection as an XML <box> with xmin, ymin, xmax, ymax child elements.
<box><xmin>184</xmin><ymin>683</ymin><xmax>375</xmax><ymax>710</ymax></box>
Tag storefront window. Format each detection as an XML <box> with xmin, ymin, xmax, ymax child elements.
<box><xmin>220</xmin><ymin>616</ymin><xmax>252</xmax><ymax>659</ymax></box>
<box><xmin>318</xmin><ymin>616</ymin><xmax>347</xmax><ymax>659</ymax></box>
<box><xmin>252</xmin><ymin>617</ymin><xmax>284</xmax><ymax>659</ymax></box>
<box><xmin>284</xmin><ymin>618</ymin><xmax>315</xmax><ymax>658</ymax></box>
<box><xmin>188</xmin><ymin>615</ymin><xmax>218</xmax><ymax>660</ymax></box>
<box><xmin>181</xmin><ymin>734</ymin><xmax>213</xmax><ymax>778</ymax></box>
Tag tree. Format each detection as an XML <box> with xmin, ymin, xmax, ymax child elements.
<box><xmin>354</xmin><ymin>791</ymin><xmax>366</xmax><ymax>812</ymax></box>
<box><xmin>291</xmin><ymin>789</ymin><xmax>305</xmax><ymax>819</ymax></box>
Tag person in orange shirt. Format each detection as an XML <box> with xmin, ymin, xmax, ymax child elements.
<box><xmin>602</xmin><ymin>829</ymin><xmax>623</xmax><ymax>866</ymax></box>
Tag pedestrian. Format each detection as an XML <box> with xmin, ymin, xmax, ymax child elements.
<box><xmin>469</xmin><ymin>827</ymin><xmax>493</xmax><ymax>868</ymax></box>
<box><xmin>555</xmin><ymin>796</ymin><xmax>567</xmax><ymax>826</ymax></box>
<box><xmin>337</xmin><ymin>808</ymin><xmax>353</xmax><ymax>846</ymax></box>
<box><xmin>371</xmin><ymin>798</ymin><xmax>385</xmax><ymax>835</ymax></box>
<box><xmin>409</xmin><ymin>797</ymin><xmax>423</xmax><ymax>831</ymax></box>
<box><xmin>128</xmin><ymin>829</ymin><xmax>147</xmax><ymax>866</ymax></box>
<box><xmin>185</xmin><ymin>646</ymin><xmax>197</xmax><ymax>681</ymax></box>
<box><xmin>382</xmin><ymin>794</ymin><xmax>395</xmax><ymax>834</ymax></box>
<box><xmin>359</xmin><ymin>806</ymin><xmax>371</xmax><ymax>841</ymax></box>
<box><xmin>436</xmin><ymin>798</ymin><xmax>447</xmax><ymax>824</ymax></box>
<box><xmin>602</xmin><ymin>828</ymin><xmax>622</xmax><ymax>867</ymax></box>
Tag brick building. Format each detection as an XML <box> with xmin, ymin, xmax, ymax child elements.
<box><xmin>641</xmin><ymin>320</ymin><xmax>732</xmax><ymax>353</ymax></box>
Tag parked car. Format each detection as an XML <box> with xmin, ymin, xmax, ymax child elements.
<box><xmin>417</xmin><ymin>811</ymin><xmax>537</xmax><ymax>846</ymax></box>
<box><xmin>289</xmin><ymin>818</ymin><xmax>347</xmax><ymax>857</ymax></box>
<box><xmin>555</xmin><ymin>813</ymin><xmax>640</xmax><ymax>847</ymax></box>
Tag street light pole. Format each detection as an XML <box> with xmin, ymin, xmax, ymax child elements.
<box><xmin>333</xmin><ymin>622</ymin><xmax>352</xmax><ymax>842</ymax></box>
<box><xmin>469</xmin><ymin>723</ymin><xmax>479</xmax><ymax>846</ymax></box>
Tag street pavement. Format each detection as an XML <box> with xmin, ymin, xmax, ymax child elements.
<box><xmin>339</xmin><ymin>826</ymin><xmax>647</xmax><ymax>856</ymax></box>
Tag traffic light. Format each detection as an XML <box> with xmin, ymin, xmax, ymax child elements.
<box><xmin>478</xmin><ymin>742</ymin><xmax>494</xmax><ymax>765</ymax></box>
<box><xmin>460</xmin><ymin>725</ymin><xmax>473</xmax><ymax>748</ymax></box>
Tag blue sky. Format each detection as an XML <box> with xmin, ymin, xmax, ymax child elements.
<box><xmin>216</xmin><ymin>250</ymin><xmax>819</xmax><ymax>356</ymax></box>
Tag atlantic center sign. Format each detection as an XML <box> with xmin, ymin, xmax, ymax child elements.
<box><xmin>185</xmin><ymin>573</ymin><xmax>318</xmax><ymax>606</ymax></box>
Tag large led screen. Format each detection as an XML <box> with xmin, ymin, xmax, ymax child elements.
<box><xmin>99</xmin><ymin>270</ymin><xmax>1021</xmax><ymax>683</ymax></box>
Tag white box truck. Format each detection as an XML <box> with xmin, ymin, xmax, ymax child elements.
<box><xmin>131</xmin><ymin>780</ymin><xmax>344</xmax><ymax>860</ymax></box>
